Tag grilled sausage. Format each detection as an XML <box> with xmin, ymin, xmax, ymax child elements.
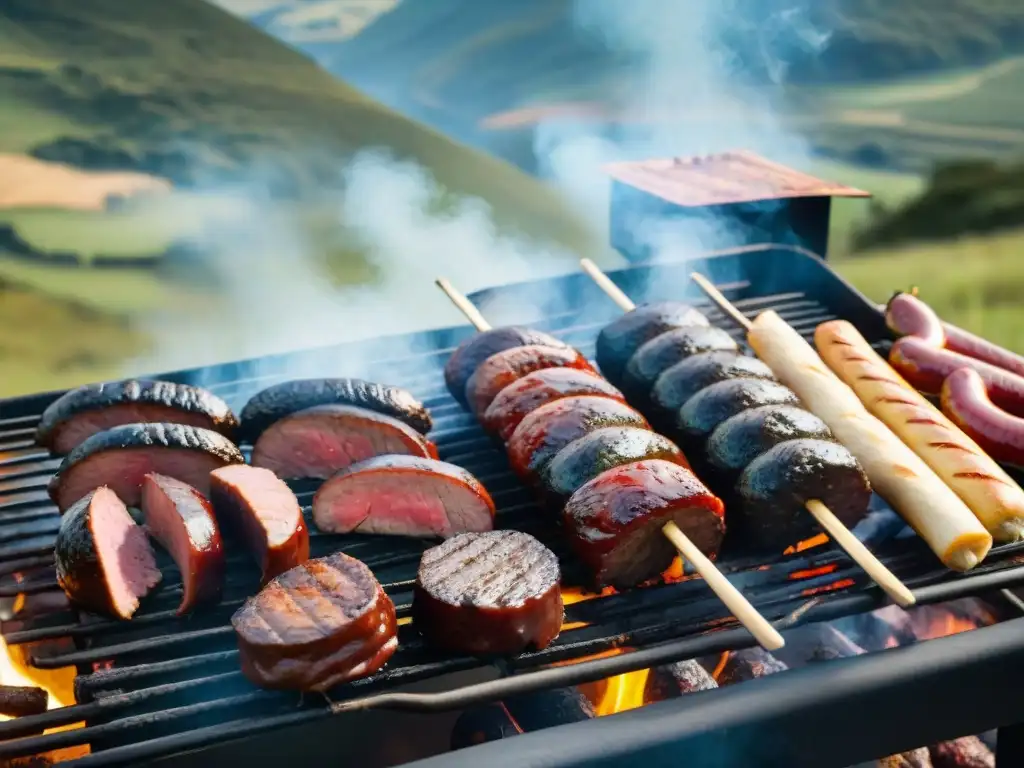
<box><xmin>209</xmin><ymin>465</ymin><xmax>310</xmax><ymax>584</ymax></box>
<box><xmin>251</xmin><ymin>404</ymin><xmax>437</xmax><ymax>480</ymax></box>
<box><xmin>506</xmin><ymin>396</ymin><xmax>649</xmax><ymax>486</ymax></box>
<box><xmin>48</xmin><ymin>423</ymin><xmax>245</xmax><ymax>512</ymax></box>
<box><xmin>595</xmin><ymin>302</ymin><xmax>710</xmax><ymax>386</ymax></box>
<box><xmin>312</xmin><ymin>455</ymin><xmax>495</xmax><ymax>538</ymax></box>
<box><xmin>620</xmin><ymin>326</ymin><xmax>738</xmax><ymax>403</ymax></box>
<box><xmin>675</xmin><ymin>378</ymin><xmax>801</xmax><ymax>453</ymax></box>
<box><xmin>141</xmin><ymin>474</ymin><xmax>224</xmax><ymax>615</ymax></box>
<box><xmin>55</xmin><ymin>487</ymin><xmax>162</xmax><ymax>620</ymax></box>
<box><xmin>482</xmin><ymin>369</ymin><xmax>626</xmax><ymax>440</ymax></box>
<box><xmin>412</xmin><ymin>530</ymin><xmax>563</xmax><ymax>655</ymax></box>
<box><xmin>644</xmin><ymin>659</ymin><xmax>718</xmax><ymax>702</ymax></box>
<box><xmin>817</xmin><ymin>320</ymin><xmax>1024</xmax><ymax>543</ymax></box>
<box><xmin>749</xmin><ymin>310</ymin><xmax>992</xmax><ymax>571</ymax></box>
<box><xmin>239</xmin><ymin>378</ymin><xmax>432</xmax><ymax>441</ymax></box>
<box><xmin>36</xmin><ymin>379</ymin><xmax>239</xmax><ymax>454</ymax></box>
<box><xmin>651</xmin><ymin>351</ymin><xmax>777</xmax><ymax>422</ymax></box>
<box><xmin>563</xmin><ymin>460</ymin><xmax>725</xmax><ymax>589</ymax></box>
<box><xmin>465</xmin><ymin>345</ymin><xmax>596</xmax><ymax>417</ymax></box>
<box><xmin>232</xmin><ymin>552</ymin><xmax>397</xmax><ymax>691</ymax></box>
<box><xmin>942</xmin><ymin>368</ymin><xmax>1024</xmax><ymax>469</ymax></box>
<box><xmin>444</xmin><ymin>327</ymin><xmax>572</xmax><ymax>407</ymax></box>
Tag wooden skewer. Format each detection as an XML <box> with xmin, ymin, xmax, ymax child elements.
<box><xmin>687</xmin><ymin>271</ymin><xmax>915</xmax><ymax>608</ymax></box>
<box><xmin>435</xmin><ymin>273</ymin><xmax>786</xmax><ymax>651</ymax></box>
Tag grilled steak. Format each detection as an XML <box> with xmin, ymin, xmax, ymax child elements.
<box><xmin>621</xmin><ymin>326</ymin><xmax>739</xmax><ymax>404</ymax></box>
<box><xmin>735</xmin><ymin>438</ymin><xmax>871</xmax><ymax>552</ymax></box>
<box><xmin>0</xmin><ymin>685</ymin><xmax>48</xmax><ymax>718</ymax></box>
<box><xmin>644</xmin><ymin>659</ymin><xmax>718</xmax><ymax>702</ymax></box>
<box><xmin>239</xmin><ymin>378</ymin><xmax>432</xmax><ymax>442</ymax></box>
<box><xmin>563</xmin><ymin>460</ymin><xmax>725</xmax><ymax>589</ymax></box>
<box><xmin>36</xmin><ymin>379</ymin><xmax>238</xmax><ymax>455</ymax></box>
<box><xmin>444</xmin><ymin>327</ymin><xmax>572</xmax><ymax>407</ymax></box>
<box><xmin>651</xmin><ymin>352</ymin><xmax>777</xmax><ymax>422</ymax></box>
<box><xmin>232</xmin><ymin>552</ymin><xmax>397</xmax><ymax>691</ymax></box>
<box><xmin>595</xmin><ymin>302</ymin><xmax>710</xmax><ymax>386</ymax></box>
<box><xmin>540</xmin><ymin>427</ymin><xmax>690</xmax><ymax>505</ymax></box>
<box><xmin>482</xmin><ymin>368</ymin><xmax>625</xmax><ymax>441</ymax></box>
<box><xmin>54</xmin><ymin>487</ymin><xmax>162</xmax><ymax>620</ymax></box>
<box><xmin>251</xmin><ymin>404</ymin><xmax>437</xmax><ymax>480</ymax></box>
<box><xmin>210</xmin><ymin>465</ymin><xmax>309</xmax><ymax>584</ymax></box>
<box><xmin>412</xmin><ymin>530</ymin><xmax>563</xmax><ymax>655</ymax></box>
<box><xmin>675</xmin><ymin>378</ymin><xmax>801</xmax><ymax>453</ymax></box>
<box><xmin>507</xmin><ymin>397</ymin><xmax>648</xmax><ymax>486</ymax></box>
<box><xmin>312</xmin><ymin>455</ymin><xmax>495</xmax><ymax>538</ymax></box>
<box><xmin>465</xmin><ymin>345</ymin><xmax>596</xmax><ymax>417</ymax></box>
<box><xmin>141</xmin><ymin>473</ymin><xmax>224</xmax><ymax>615</ymax></box>
<box><xmin>48</xmin><ymin>423</ymin><xmax>245</xmax><ymax>512</ymax></box>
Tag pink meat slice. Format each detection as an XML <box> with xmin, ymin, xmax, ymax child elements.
<box><xmin>50</xmin><ymin>405</ymin><xmax>221</xmax><ymax>455</ymax></box>
<box><xmin>312</xmin><ymin>455</ymin><xmax>495</xmax><ymax>538</ymax></box>
<box><xmin>251</xmin><ymin>404</ymin><xmax>437</xmax><ymax>480</ymax></box>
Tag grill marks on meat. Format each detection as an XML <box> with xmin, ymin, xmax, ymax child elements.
<box><xmin>595</xmin><ymin>302</ymin><xmax>710</xmax><ymax>386</ymax></box>
<box><xmin>250</xmin><ymin>404</ymin><xmax>436</xmax><ymax>480</ymax></box>
<box><xmin>36</xmin><ymin>379</ymin><xmax>239</xmax><ymax>454</ymax></box>
<box><xmin>232</xmin><ymin>552</ymin><xmax>397</xmax><ymax>691</ymax></box>
<box><xmin>312</xmin><ymin>455</ymin><xmax>495</xmax><ymax>538</ymax></box>
<box><xmin>444</xmin><ymin>327</ymin><xmax>572</xmax><ymax>407</ymax></box>
<box><xmin>507</xmin><ymin>397</ymin><xmax>649</xmax><ymax>486</ymax></box>
<box><xmin>465</xmin><ymin>345</ymin><xmax>596</xmax><ymax>417</ymax></box>
<box><xmin>238</xmin><ymin>378</ymin><xmax>432</xmax><ymax>441</ymax></box>
<box><xmin>210</xmin><ymin>465</ymin><xmax>309</xmax><ymax>584</ymax></box>
<box><xmin>54</xmin><ymin>487</ymin><xmax>162</xmax><ymax>620</ymax></box>
<box><xmin>564</xmin><ymin>460</ymin><xmax>725</xmax><ymax>589</ymax></box>
<box><xmin>413</xmin><ymin>530</ymin><xmax>562</xmax><ymax>655</ymax></box>
<box><xmin>141</xmin><ymin>474</ymin><xmax>224</xmax><ymax>615</ymax></box>
<box><xmin>644</xmin><ymin>659</ymin><xmax>718</xmax><ymax>702</ymax></box>
<box><xmin>650</xmin><ymin>351</ymin><xmax>777</xmax><ymax>421</ymax></box>
<box><xmin>48</xmin><ymin>423</ymin><xmax>245</xmax><ymax>512</ymax></box>
<box><xmin>482</xmin><ymin>369</ymin><xmax>626</xmax><ymax>441</ymax></box>
<box><xmin>622</xmin><ymin>326</ymin><xmax>739</xmax><ymax>404</ymax></box>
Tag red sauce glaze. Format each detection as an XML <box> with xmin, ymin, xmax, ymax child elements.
<box><xmin>464</xmin><ymin>345</ymin><xmax>597</xmax><ymax>417</ymax></box>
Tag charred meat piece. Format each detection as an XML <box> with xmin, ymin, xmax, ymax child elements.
<box><xmin>541</xmin><ymin>427</ymin><xmax>690</xmax><ymax>505</ymax></box>
<box><xmin>141</xmin><ymin>473</ymin><xmax>224</xmax><ymax>615</ymax></box>
<box><xmin>482</xmin><ymin>368</ymin><xmax>625</xmax><ymax>440</ymax></box>
<box><xmin>507</xmin><ymin>397</ymin><xmax>649</xmax><ymax>486</ymax></box>
<box><xmin>251</xmin><ymin>404</ymin><xmax>436</xmax><ymax>480</ymax></box>
<box><xmin>48</xmin><ymin>423</ymin><xmax>244</xmax><ymax>512</ymax></box>
<box><xmin>55</xmin><ymin>487</ymin><xmax>162</xmax><ymax>620</ymax></box>
<box><xmin>706</xmin><ymin>405</ymin><xmax>833</xmax><ymax>486</ymax></box>
<box><xmin>929</xmin><ymin>737</ymin><xmax>994</xmax><ymax>768</ymax></box>
<box><xmin>465</xmin><ymin>345</ymin><xmax>596</xmax><ymax>417</ymax></box>
<box><xmin>312</xmin><ymin>455</ymin><xmax>495</xmax><ymax>538</ymax></box>
<box><xmin>238</xmin><ymin>378</ymin><xmax>432</xmax><ymax>442</ymax></box>
<box><xmin>0</xmin><ymin>685</ymin><xmax>48</xmax><ymax>718</ymax></box>
<box><xmin>735</xmin><ymin>438</ymin><xmax>871</xmax><ymax>552</ymax></box>
<box><xmin>232</xmin><ymin>552</ymin><xmax>397</xmax><ymax>691</ymax></box>
<box><xmin>210</xmin><ymin>465</ymin><xmax>309</xmax><ymax>584</ymax></box>
<box><xmin>621</xmin><ymin>326</ymin><xmax>739</xmax><ymax>403</ymax></box>
<box><xmin>644</xmin><ymin>659</ymin><xmax>718</xmax><ymax>702</ymax></box>
<box><xmin>710</xmin><ymin>647</ymin><xmax>788</xmax><ymax>685</ymax></box>
<box><xmin>595</xmin><ymin>302</ymin><xmax>711</xmax><ymax>386</ymax></box>
<box><xmin>412</xmin><ymin>530</ymin><xmax>562</xmax><ymax>655</ymax></box>
<box><xmin>36</xmin><ymin>379</ymin><xmax>238</xmax><ymax>455</ymax></box>
<box><xmin>651</xmin><ymin>351</ymin><xmax>777</xmax><ymax>421</ymax></box>
<box><xmin>675</xmin><ymin>379</ymin><xmax>801</xmax><ymax>453</ymax></box>
<box><xmin>564</xmin><ymin>460</ymin><xmax>725</xmax><ymax>589</ymax></box>
<box><xmin>445</xmin><ymin>327</ymin><xmax>572</xmax><ymax>407</ymax></box>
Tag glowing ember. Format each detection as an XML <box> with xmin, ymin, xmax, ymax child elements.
<box><xmin>788</xmin><ymin>564</ymin><xmax>838</xmax><ymax>580</ymax></box>
<box><xmin>783</xmin><ymin>533</ymin><xmax>829</xmax><ymax>555</ymax></box>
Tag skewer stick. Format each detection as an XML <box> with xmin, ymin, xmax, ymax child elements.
<box><xmin>435</xmin><ymin>273</ymin><xmax>786</xmax><ymax>651</ymax></box>
<box><xmin>687</xmin><ymin>271</ymin><xmax>915</xmax><ymax>608</ymax></box>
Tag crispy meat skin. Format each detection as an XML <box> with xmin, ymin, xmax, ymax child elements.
<box><xmin>465</xmin><ymin>345</ymin><xmax>596</xmax><ymax>417</ymax></box>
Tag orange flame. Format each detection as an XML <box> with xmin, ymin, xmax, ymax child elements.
<box><xmin>783</xmin><ymin>533</ymin><xmax>829</xmax><ymax>556</ymax></box>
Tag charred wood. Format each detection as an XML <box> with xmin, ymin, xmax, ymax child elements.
<box><xmin>644</xmin><ymin>659</ymin><xmax>718</xmax><ymax>702</ymax></box>
<box><xmin>0</xmin><ymin>685</ymin><xmax>47</xmax><ymax>718</ymax></box>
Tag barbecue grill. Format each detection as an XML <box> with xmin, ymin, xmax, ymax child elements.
<box><xmin>2</xmin><ymin>246</ymin><xmax>1024</xmax><ymax>767</ymax></box>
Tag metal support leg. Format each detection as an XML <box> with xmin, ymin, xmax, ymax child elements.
<box><xmin>996</xmin><ymin>722</ymin><xmax>1024</xmax><ymax>766</ymax></box>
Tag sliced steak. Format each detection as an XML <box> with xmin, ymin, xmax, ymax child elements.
<box><xmin>596</xmin><ymin>302</ymin><xmax>710</xmax><ymax>386</ymax></box>
<box><xmin>650</xmin><ymin>351</ymin><xmax>777</xmax><ymax>423</ymax></box>
<box><xmin>482</xmin><ymin>368</ymin><xmax>625</xmax><ymax>441</ymax></box>
<box><xmin>444</xmin><ymin>327</ymin><xmax>572</xmax><ymax>407</ymax></box>
<box><xmin>48</xmin><ymin>423</ymin><xmax>245</xmax><ymax>512</ymax></box>
<box><xmin>413</xmin><ymin>530</ymin><xmax>563</xmax><ymax>655</ymax></box>
<box><xmin>210</xmin><ymin>465</ymin><xmax>309</xmax><ymax>584</ymax></box>
<box><xmin>232</xmin><ymin>552</ymin><xmax>397</xmax><ymax>691</ymax></box>
<box><xmin>54</xmin><ymin>487</ymin><xmax>162</xmax><ymax>620</ymax></box>
<box><xmin>312</xmin><ymin>455</ymin><xmax>495</xmax><ymax>538</ymax></box>
<box><xmin>644</xmin><ymin>659</ymin><xmax>718</xmax><ymax>702</ymax></box>
<box><xmin>464</xmin><ymin>345</ymin><xmax>595</xmax><ymax>417</ymax></box>
<box><xmin>36</xmin><ymin>379</ymin><xmax>238</xmax><ymax>455</ymax></box>
<box><xmin>239</xmin><ymin>378</ymin><xmax>432</xmax><ymax>441</ymax></box>
<box><xmin>621</xmin><ymin>326</ymin><xmax>739</xmax><ymax>404</ymax></box>
<box><xmin>507</xmin><ymin>396</ymin><xmax>648</xmax><ymax>486</ymax></box>
<box><xmin>563</xmin><ymin>460</ymin><xmax>725</xmax><ymax>589</ymax></box>
<box><xmin>141</xmin><ymin>473</ymin><xmax>224</xmax><ymax>615</ymax></box>
<box><xmin>251</xmin><ymin>404</ymin><xmax>437</xmax><ymax>480</ymax></box>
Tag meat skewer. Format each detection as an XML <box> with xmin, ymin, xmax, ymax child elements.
<box><xmin>580</xmin><ymin>258</ymin><xmax>914</xmax><ymax>606</ymax></box>
<box><xmin>434</xmin><ymin>277</ymin><xmax>784</xmax><ymax>651</ymax></box>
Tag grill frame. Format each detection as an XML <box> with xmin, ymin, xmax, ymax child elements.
<box><xmin>2</xmin><ymin>247</ymin><xmax>1024</xmax><ymax>766</ymax></box>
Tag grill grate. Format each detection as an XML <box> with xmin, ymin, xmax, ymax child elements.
<box><xmin>2</xmin><ymin>249</ymin><xmax>1024</xmax><ymax>766</ymax></box>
